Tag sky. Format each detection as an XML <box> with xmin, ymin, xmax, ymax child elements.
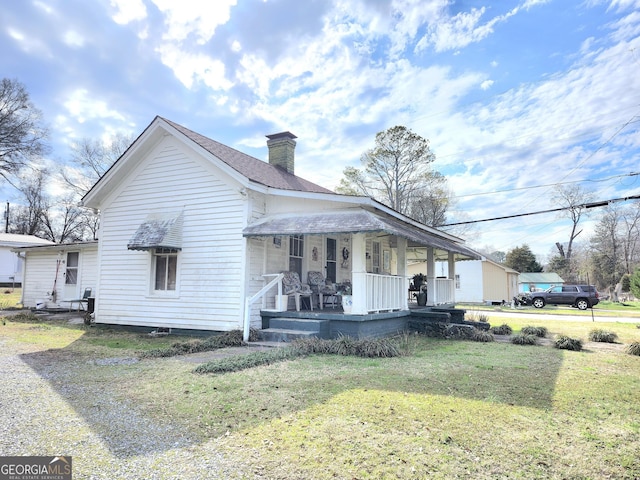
<box><xmin>2</xmin><ymin>0</ymin><xmax>640</xmax><ymax>261</ymax></box>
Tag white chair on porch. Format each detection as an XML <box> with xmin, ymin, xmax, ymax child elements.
<box><xmin>282</xmin><ymin>272</ymin><xmax>313</xmax><ymax>311</ymax></box>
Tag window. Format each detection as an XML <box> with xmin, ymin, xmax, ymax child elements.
<box><xmin>372</xmin><ymin>241</ymin><xmax>381</xmax><ymax>273</ymax></box>
<box><xmin>455</xmin><ymin>274</ymin><xmax>461</xmax><ymax>289</ymax></box>
<box><xmin>289</xmin><ymin>235</ymin><xmax>304</xmax><ymax>277</ymax></box>
<box><xmin>154</xmin><ymin>248</ymin><xmax>178</xmax><ymax>291</ymax></box>
<box><xmin>65</xmin><ymin>252</ymin><xmax>79</xmax><ymax>285</ymax></box>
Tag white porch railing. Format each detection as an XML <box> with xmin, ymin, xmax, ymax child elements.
<box><xmin>434</xmin><ymin>278</ymin><xmax>454</xmax><ymax>304</ymax></box>
<box><xmin>365</xmin><ymin>273</ymin><xmax>406</xmax><ymax>313</ymax></box>
<box><xmin>243</xmin><ymin>273</ymin><xmax>284</xmax><ymax>342</ymax></box>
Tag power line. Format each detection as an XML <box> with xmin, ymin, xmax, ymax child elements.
<box><xmin>441</xmin><ymin>194</ymin><xmax>640</xmax><ymax>226</ymax></box>
<box><xmin>451</xmin><ymin>171</ymin><xmax>640</xmax><ymax>199</ymax></box>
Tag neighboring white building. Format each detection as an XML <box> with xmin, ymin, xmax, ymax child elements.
<box><xmin>12</xmin><ymin>242</ymin><xmax>98</xmax><ymax>309</ymax></box>
<box><xmin>20</xmin><ymin>117</ymin><xmax>479</xmax><ymax>332</ymax></box>
<box><xmin>0</xmin><ymin>233</ymin><xmax>54</xmax><ymax>286</ymax></box>
<box><xmin>410</xmin><ymin>256</ymin><xmax>519</xmax><ymax>305</ymax></box>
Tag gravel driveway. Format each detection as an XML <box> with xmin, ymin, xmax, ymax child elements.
<box><xmin>0</xmin><ymin>333</ymin><xmax>251</xmax><ymax>479</ymax></box>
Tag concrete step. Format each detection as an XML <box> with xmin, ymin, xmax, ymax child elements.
<box><xmin>268</xmin><ymin>317</ymin><xmax>328</xmax><ymax>332</ymax></box>
<box><xmin>257</xmin><ymin>328</ymin><xmax>319</xmax><ymax>343</ymax></box>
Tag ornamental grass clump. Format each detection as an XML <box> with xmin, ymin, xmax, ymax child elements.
<box><xmin>555</xmin><ymin>335</ymin><xmax>583</xmax><ymax>351</ymax></box>
<box><xmin>490</xmin><ymin>324</ymin><xmax>513</xmax><ymax>335</ymax></box>
<box><xmin>511</xmin><ymin>333</ymin><xmax>538</xmax><ymax>346</ymax></box>
<box><xmin>140</xmin><ymin>329</ymin><xmax>258</xmax><ymax>358</ymax></box>
<box><xmin>588</xmin><ymin>329</ymin><xmax>618</xmax><ymax>343</ymax></box>
<box><xmin>521</xmin><ymin>326</ymin><xmax>548</xmax><ymax>338</ymax></box>
<box><xmin>471</xmin><ymin>329</ymin><xmax>494</xmax><ymax>342</ymax></box>
<box><xmin>626</xmin><ymin>342</ymin><xmax>640</xmax><ymax>356</ymax></box>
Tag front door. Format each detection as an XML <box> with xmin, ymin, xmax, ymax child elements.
<box><xmin>326</xmin><ymin>237</ymin><xmax>337</xmax><ymax>283</ymax></box>
<box><xmin>64</xmin><ymin>252</ymin><xmax>79</xmax><ymax>299</ymax></box>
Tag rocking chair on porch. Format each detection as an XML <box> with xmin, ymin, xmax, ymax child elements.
<box><xmin>281</xmin><ymin>272</ymin><xmax>314</xmax><ymax>311</ymax></box>
<box><xmin>307</xmin><ymin>271</ymin><xmax>339</xmax><ymax>309</ymax></box>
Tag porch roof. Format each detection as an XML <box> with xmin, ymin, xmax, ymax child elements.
<box><xmin>243</xmin><ymin>208</ymin><xmax>480</xmax><ymax>260</ymax></box>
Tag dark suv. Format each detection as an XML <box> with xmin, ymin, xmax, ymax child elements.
<box><xmin>530</xmin><ymin>285</ymin><xmax>599</xmax><ymax>310</ymax></box>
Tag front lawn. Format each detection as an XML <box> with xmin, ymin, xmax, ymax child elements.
<box><xmin>2</xmin><ymin>312</ymin><xmax>640</xmax><ymax>479</ymax></box>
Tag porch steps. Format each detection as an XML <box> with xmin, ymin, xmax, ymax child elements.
<box><xmin>258</xmin><ymin>317</ymin><xmax>330</xmax><ymax>342</ymax></box>
<box><xmin>258</xmin><ymin>328</ymin><xmax>318</xmax><ymax>343</ymax></box>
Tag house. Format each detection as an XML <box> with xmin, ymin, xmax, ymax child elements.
<box><xmin>18</xmin><ymin>117</ymin><xmax>479</xmax><ymax>338</ymax></box>
<box><xmin>518</xmin><ymin>272</ymin><xmax>564</xmax><ymax>293</ymax></box>
<box><xmin>416</xmin><ymin>256</ymin><xmax>519</xmax><ymax>305</ymax></box>
<box><xmin>0</xmin><ymin>233</ymin><xmax>54</xmax><ymax>287</ymax></box>
<box><xmin>13</xmin><ymin>242</ymin><xmax>98</xmax><ymax>309</ymax></box>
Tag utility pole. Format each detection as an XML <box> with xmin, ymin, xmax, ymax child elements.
<box><xmin>4</xmin><ymin>202</ymin><xmax>8</xmax><ymax>233</ymax></box>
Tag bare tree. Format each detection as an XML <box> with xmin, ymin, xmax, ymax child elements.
<box><xmin>59</xmin><ymin>133</ymin><xmax>133</xmax><ymax>240</ymax></box>
<box><xmin>40</xmin><ymin>195</ymin><xmax>86</xmax><ymax>243</ymax></box>
<box><xmin>619</xmin><ymin>201</ymin><xmax>640</xmax><ymax>275</ymax></box>
<box><xmin>0</xmin><ymin>78</ymin><xmax>49</xmax><ymax>181</ymax></box>
<box><xmin>336</xmin><ymin>126</ymin><xmax>450</xmax><ymax>225</ymax></box>
<box><xmin>550</xmin><ymin>185</ymin><xmax>593</xmax><ymax>280</ymax></box>
<box><xmin>9</xmin><ymin>168</ymin><xmax>50</xmax><ymax>236</ymax></box>
<box><xmin>61</xmin><ymin>132</ymin><xmax>133</xmax><ymax>197</ymax></box>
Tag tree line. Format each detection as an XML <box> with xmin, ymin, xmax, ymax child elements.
<box><xmin>2</xmin><ymin>77</ymin><xmax>639</xmax><ymax>295</ymax></box>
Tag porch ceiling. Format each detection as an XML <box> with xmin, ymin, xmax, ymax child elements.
<box><xmin>242</xmin><ymin>208</ymin><xmax>480</xmax><ymax>260</ymax></box>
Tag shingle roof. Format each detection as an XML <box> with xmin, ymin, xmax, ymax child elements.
<box><xmin>161</xmin><ymin>117</ymin><xmax>333</xmax><ymax>194</ymax></box>
<box><xmin>0</xmin><ymin>233</ymin><xmax>54</xmax><ymax>247</ymax></box>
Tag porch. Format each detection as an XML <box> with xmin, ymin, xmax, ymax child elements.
<box><xmin>258</xmin><ymin>303</ymin><xmax>466</xmax><ymax>341</ymax></box>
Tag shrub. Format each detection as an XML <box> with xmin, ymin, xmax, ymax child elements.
<box><xmin>140</xmin><ymin>329</ymin><xmax>258</xmax><ymax>359</ymax></box>
<box><xmin>588</xmin><ymin>329</ymin><xmax>618</xmax><ymax>343</ymax></box>
<box><xmin>555</xmin><ymin>335</ymin><xmax>583</xmax><ymax>351</ymax></box>
<box><xmin>511</xmin><ymin>333</ymin><xmax>538</xmax><ymax>345</ymax></box>
<box><xmin>293</xmin><ymin>335</ymin><xmax>400</xmax><ymax>358</ymax></box>
<box><xmin>626</xmin><ymin>342</ymin><xmax>640</xmax><ymax>356</ymax></box>
<box><xmin>521</xmin><ymin>326</ymin><xmax>548</xmax><ymax>338</ymax></box>
<box><xmin>471</xmin><ymin>329</ymin><xmax>494</xmax><ymax>342</ymax></box>
<box><xmin>8</xmin><ymin>311</ymin><xmax>41</xmax><ymax>323</ymax></box>
<box><xmin>194</xmin><ymin>348</ymin><xmax>303</xmax><ymax>374</ymax></box>
<box><xmin>466</xmin><ymin>311</ymin><xmax>489</xmax><ymax>323</ymax></box>
<box><xmin>490</xmin><ymin>324</ymin><xmax>512</xmax><ymax>335</ymax></box>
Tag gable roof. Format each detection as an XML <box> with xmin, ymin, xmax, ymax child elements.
<box><xmin>82</xmin><ymin>117</ymin><xmax>333</xmax><ymax>208</ymax></box>
<box><xmin>168</xmin><ymin>117</ymin><xmax>336</xmax><ymax>193</ymax></box>
<box><xmin>162</xmin><ymin>118</ymin><xmax>334</xmax><ymax>193</ymax></box>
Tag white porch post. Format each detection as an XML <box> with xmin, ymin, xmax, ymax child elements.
<box><xmin>351</xmin><ymin>233</ymin><xmax>367</xmax><ymax>314</ymax></box>
<box><xmin>397</xmin><ymin>237</ymin><xmax>408</xmax><ymax>309</ymax></box>
<box><xmin>426</xmin><ymin>247</ymin><xmax>436</xmax><ymax>306</ymax></box>
<box><xmin>448</xmin><ymin>251</ymin><xmax>456</xmax><ymax>304</ymax></box>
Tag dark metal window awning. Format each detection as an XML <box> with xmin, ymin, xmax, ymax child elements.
<box><xmin>127</xmin><ymin>211</ymin><xmax>184</xmax><ymax>251</ymax></box>
<box><xmin>242</xmin><ymin>208</ymin><xmax>480</xmax><ymax>260</ymax></box>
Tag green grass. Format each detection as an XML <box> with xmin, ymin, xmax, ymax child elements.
<box><xmin>458</xmin><ymin>300</ymin><xmax>640</xmax><ymax>318</ymax></box>
<box><xmin>0</xmin><ymin>288</ymin><xmax>22</xmax><ymax>309</ymax></box>
<box><xmin>2</xmin><ymin>311</ymin><xmax>640</xmax><ymax>479</ymax></box>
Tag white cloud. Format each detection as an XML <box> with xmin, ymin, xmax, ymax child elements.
<box><xmin>62</xmin><ymin>89</ymin><xmax>127</xmax><ymax>124</ymax></box>
<box><xmin>150</xmin><ymin>0</ymin><xmax>237</xmax><ymax>44</ymax></box>
<box><xmin>156</xmin><ymin>44</ymin><xmax>233</xmax><ymax>90</ymax></box>
<box><xmin>109</xmin><ymin>0</ymin><xmax>147</xmax><ymax>24</ymax></box>
<box><xmin>480</xmin><ymin>79</ymin><xmax>494</xmax><ymax>90</ymax></box>
<box><xmin>63</xmin><ymin>30</ymin><xmax>84</xmax><ymax>47</ymax></box>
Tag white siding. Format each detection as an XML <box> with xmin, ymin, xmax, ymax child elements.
<box><xmin>435</xmin><ymin>260</ymin><xmax>484</xmax><ymax>303</ymax></box>
<box><xmin>94</xmin><ymin>137</ymin><xmax>247</xmax><ymax>331</ymax></box>
<box><xmin>0</xmin><ymin>248</ymin><xmax>21</xmax><ymax>284</ymax></box>
<box><xmin>21</xmin><ymin>246</ymin><xmax>98</xmax><ymax>308</ymax></box>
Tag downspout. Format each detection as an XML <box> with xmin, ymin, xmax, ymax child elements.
<box><xmin>16</xmin><ymin>252</ymin><xmax>26</xmax><ymax>306</ymax></box>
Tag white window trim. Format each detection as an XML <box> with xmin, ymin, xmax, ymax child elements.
<box><xmin>148</xmin><ymin>248</ymin><xmax>181</xmax><ymax>297</ymax></box>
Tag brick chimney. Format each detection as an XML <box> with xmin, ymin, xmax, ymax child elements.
<box><xmin>266</xmin><ymin>131</ymin><xmax>297</xmax><ymax>174</ymax></box>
